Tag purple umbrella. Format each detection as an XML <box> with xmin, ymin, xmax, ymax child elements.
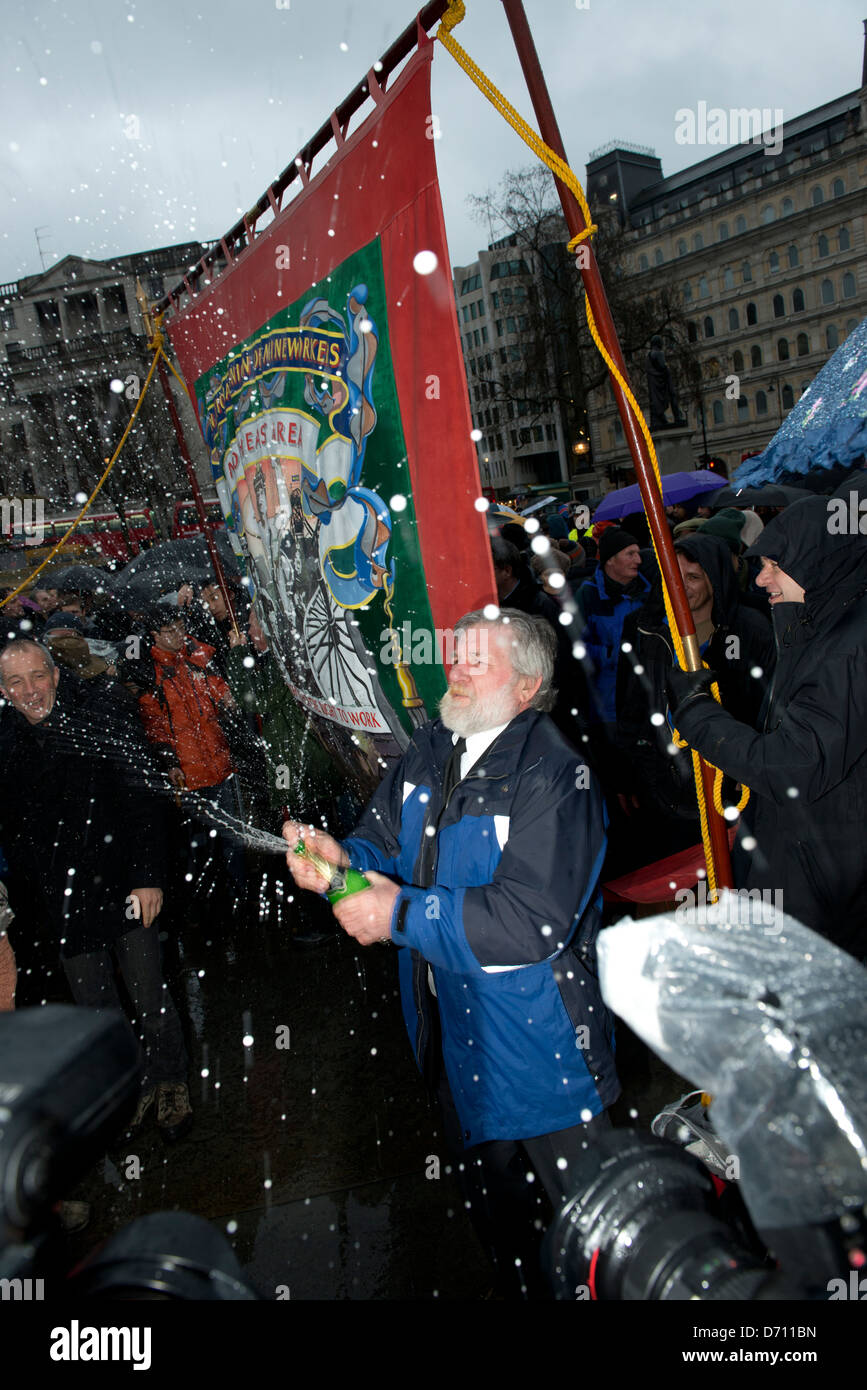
<box><xmin>593</xmin><ymin>470</ymin><xmax>726</xmax><ymax>522</ymax></box>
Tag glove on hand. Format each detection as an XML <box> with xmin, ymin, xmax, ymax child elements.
<box><xmin>666</xmin><ymin>664</ymin><xmax>716</xmax><ymax>719</ymax></box>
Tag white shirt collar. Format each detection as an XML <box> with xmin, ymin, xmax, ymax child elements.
<box><xmin>454</xmin><ymin>723</ymin><xmax>509</xmax><ymax>780</ymax></box>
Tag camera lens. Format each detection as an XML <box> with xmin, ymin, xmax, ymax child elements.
<box><xmin>545</xmin><ymin>1130</ymin><xmax>770</xmax><ymax>1301</ymax></box>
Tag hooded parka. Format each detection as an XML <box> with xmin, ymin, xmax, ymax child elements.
<box><xmin>673</xmin><ymin>478</ymin><xmax>867</xmax><ymax>957</ymax></box>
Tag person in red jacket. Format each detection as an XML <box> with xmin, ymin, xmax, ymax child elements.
<box><xmin>139</xmin><ymin>606</ymin><xmax>246</xmax><ymax>900</ymax></box>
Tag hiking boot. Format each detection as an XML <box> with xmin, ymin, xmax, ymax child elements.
<box><xmin>128</xmin><ymin>1086</ymin><xmax>157</xmax><ymax>1134</ymax></box>
<box><xmin>156</xmin><ymin>1081</ymin><xmax>193</xmax><ymax>1141</ymax></box>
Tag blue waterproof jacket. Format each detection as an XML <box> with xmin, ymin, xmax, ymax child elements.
<box><xmin>342</xmin><ymin>709</ymin><xmax>619</xmax><ymax>1146</ymax></box>
<box><xmin>578</xmin><ymin>567</ymin><xmax>652</xmax><ymax>723</ymax></box>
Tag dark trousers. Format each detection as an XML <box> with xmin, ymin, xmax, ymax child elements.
<box><xmin>429</xmin><ymin>995</ymin><xmax>610</xmax><ymax>1299</ymax></box>
<box><xmin>62</xmin><ymin>923</ymin><xmax>188</xmax><ymax>1089</ymax></box>
<box><xmin>194</xmin><ymin>778</ymin><xmax>247</xmax><ymax>894</ymax></box>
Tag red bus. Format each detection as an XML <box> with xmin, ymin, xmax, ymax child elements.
<box><xmin>171</xmin><ymin>498</ymin><xmax>226</xmax><ymax>539</ymax></box>
<box><xmin>10</xmin><ymin>508</ymin><xmax>158</xmax><ymax>570</ymax></box>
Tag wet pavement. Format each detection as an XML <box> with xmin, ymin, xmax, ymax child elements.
<box><xmin>60</xmin><ymin>857</ymin><xmax>688</xmax><ymax>1301</ymax></box>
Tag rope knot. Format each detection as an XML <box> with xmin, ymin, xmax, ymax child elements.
<box><xmin>439</xmin><ymin>0</ymin><xmax>466</xmax><ymax>34</ymax></box>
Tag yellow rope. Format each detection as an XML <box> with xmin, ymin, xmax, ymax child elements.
<box><xmin>0</xmin><ymin>344</ymin><xmax>163</xmax><ymax>608</ymax></box>
<box><xmin>436</xmin><ymin>5</ymin><xmax>596</xmax><ymax>252</ymax></box>
<box><xmin>436</xmin><ymin>0</ymin><xmax>750</xmax><ymax>893</ymax></box>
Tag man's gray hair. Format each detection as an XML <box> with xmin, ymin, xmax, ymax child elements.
<box><xmin>0</xmin><ymin>637</ymin><xmax>56</xmax><ymax>676</ymax></box>
<box><xmin>454</xmin><ymin>608</ymin><xmax>556</xmax><ymax>713</ymax></box>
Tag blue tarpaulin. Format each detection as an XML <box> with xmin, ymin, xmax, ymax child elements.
<box><xmin>736</xmin><ymin>315</ymin><xmax>867</xmax><ymax>486</ymax></box>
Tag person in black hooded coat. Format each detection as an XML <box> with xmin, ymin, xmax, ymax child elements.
<box><xmin>611</xmin><ymin>532</ymin><xmax>775</xmax><ymax>865</ymax></box>
<box><xmin>668</xmin><ymin>473</ymin><xmax>867</xmax><ymax>959</ymax></box>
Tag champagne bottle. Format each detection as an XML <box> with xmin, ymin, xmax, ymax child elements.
<box><xmin>293</xmin><ymin>840</ymin><xmax>371</xmax><ymax>905</ymax></box>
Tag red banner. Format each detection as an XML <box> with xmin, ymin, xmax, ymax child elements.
<box><xmin>166</xmin><ymin>38</ymin><xmax>494</xmax><ymax>769</ymax></box>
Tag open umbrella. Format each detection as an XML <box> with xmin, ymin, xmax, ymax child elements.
<box><xmin>111</xmin><ymin>535</ymin><xmax>240</xmax><ymax>604</ymax></box>
<box><xmin>593</xmin><ymin>470</ymin><xmax>727</xmax><ymax>522</ymax></box>
<box><xmin>52</xmin><ymin>564</ymin><xmax>114</xmax><ymax>595</ymax></box>
<box><xmin>736</xmin><ymin>315</ymin><xmax>867</xmax><ymax>486</ymax></box>
<box><xmin>709</xmin><ymin>483</ymin><xmax>813</xmax><ymax>510</ymax></box>
<box><xmin>485</xmin><ymin>503</ymin><xmax>526</xmax><ymax>531</ymax></box>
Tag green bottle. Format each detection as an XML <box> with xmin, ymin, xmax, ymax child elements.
<box><xmin>293</xmin><ymin>840</ymin><xmax>371</xmax><ymax>905</ymax></box>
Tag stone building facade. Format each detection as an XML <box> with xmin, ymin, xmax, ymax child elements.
<box><xmin>0</xmin><ymin>241</ymin><xmax>211</xmax><ymax>523</ymax></box>
<box><xmin>586</xmin><ymin>80</ymin><xmax>866</xmax><ymax>480</ymax></box>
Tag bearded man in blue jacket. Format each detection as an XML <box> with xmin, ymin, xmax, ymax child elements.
<box><xmin>284</xmin><ymin>608</ymin><xmax>619</xmax><ymax>1296</ymax></box>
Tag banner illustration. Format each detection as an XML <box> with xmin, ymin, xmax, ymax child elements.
<box><xmin>166</xmin><ymin>39</ymin><xmax>495</xmax><ymax>769</ymax></box>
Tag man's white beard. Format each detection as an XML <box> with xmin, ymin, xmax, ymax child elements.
<box><xmin>438</xmin><ymin>680</ymin><xmax>522</xmax><ymax>738</ymax></box>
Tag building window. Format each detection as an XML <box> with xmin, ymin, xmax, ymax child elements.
<box><xmin>735</xmin><ymin>215</ymin><xmax>747</xmax><ymax>234</ymax></box>
<box><xmin>683</xmin><ymin>281</ymin><xmax>692</xmax><ymax>301</ymax></box>
<box><xmin>732</xmin><ymin>350</ymin><xmax>744</xmax><ymax>372</ymax></box>
<box><xmin>698</xmin><ymin>276</ymin><xmax>709</xmax><ymax>298</ymax></box>
<box><xmin>0</xmin><ymin>305</ymin><xmax>16</xmax><ymax>330</ymax></box>
<box><xmin>506</xmin><ymin>316</ymin><xmax>516</xmax><ymax>333</ymax></box>
<box><xmin>832</xmin><ymin>178</ymin><xmax>845</xmax><ymax>197</ymax></box>
<box><xmin>811</xmin><ymin>186</ymin><xmax>824</xmax><ymax>206</ymax></box>
<box><xmin>718</xmin><ymin>222</ymin><xmax>729</xmax><ymax>241</ymax></box>
<box><xmin>687</xmin><ymin>321</ymin><xmax>698</xmax><ymax>343</ymax></box>
<box><xmin>746</xmin><ymin>302</ymin><xmax>757</xmax><ymax>325</ymax></box>
<box><xmin>772</xmin><ymin>294</ymin><xmax>785</xmax><ymax>318</ymax></box>
<box><xmin>491</xmin><ymin>292</ymin><xmax>499</xmax><ymax>309</ymax></box>
<box><xmin>842</xmin><ymin>271</ymin><xmax>856</xmax><ymax>299</ymax></box>
<box><xmin>654</xmin><ymin>248</ymin><xmax>664</xmax><ymax>265</ymax></box>
<box><xmin>496</xmin><ymin>320</ymin><xmax>503</xmax><ymax>337</ymax></box>
<box><xmin>787</xmin><ymin>245</ymin><xmax>799</xmax><ymax>268</ymax></box>
<box><xmin>761</xmin><ymin>205</ymin><xmax>775</xmax><ymax>224</ymax></box>
<box><xmin>838</xmin><ymin>226</ymin><xmax>850</xmax><ymax>252</ymax></box>
<box><xmin>826</xmin><ymin>325</ymin><xmax>839</xmax><ymax>350</ymax></box>
<box><xmin>781</xmin><ymin>197</ymin><xmax>794</xmax><ymax>217</ymax></box>
<box><xmin>728</xmin><ymin>308</ymin><xmax>739</xmax><ymax>331</ymax></box>
<box><xmin>769</xmin><ymin>251</ymin><xmax>780</xmax><ymax>273</ymax></box>
<box><xmin>639</xmin><ymin>253</ymin><xmax>649</xmax><ymax>271</ymax></box>
<box><xmin>481</xmin><ymin>326</ymin><xmax>489</xmax><ymax>343</ymax></box>
<box><xmin>821</xmin><ymin>278</ymin><xmax>835</xmax><ymax>305</ymax></box>
<box><xmin>750</xmin><ymin>345</ymin><xmax>762</xmax><ymax>368</ymax></box>
<box><xmin>462</xmin><ymin>306</ymin><xmax>470</xmax><ymax>323</ymax></box>
<box><xmin>532</xmin><ymin>425</ymin><xmax>543</xmax><ymax>442</ymax></box>
<box><xmin>756</xmin><ymin>390</ymin><xmax>768</xmax><ymax>416</ymax></box>
<box><xmin>797</xmin><ymin>332</ymin><xmax>810</xmax><ymax>356</ymax></box>
<box><xmin>742</xmin><ymin>261</ymin><xmax>752</xmax><ymax>283</ymax></box>
<box><xmin>703</xmin><ymin>316</ymin><xmax>715</xmax><ymax>338</ymax></box>
<box><xmin>614</xmin><ymin>418</ymin><xmax>623</xmax><ymax>440</ymax></box>
<box><xmin>473</xmin><ymin>329</ymin><xmax>480</xmax><ymax>347</ymax></box>
<box><xmin>469</xmin><ymin>301</ymin><xmax>477</xmax><ymax>320</ymax></box>
<box><xmin>499</xmin><ymin>348</ymin><xmax>507</xmax><ymax>364</ymax></box>
<box><xmin>36</xmin><ymin>299</ymin><xmax>61</xmax><ymax>336</ymax></box>
<box><xmin>712</xmin><ymin>400</ymin><xmax>724</xmax><ymax>425</ymax></box>
<box><xmin>817</xmin><ymin>233</ymin><xmax>829</xmax><ymax>258</ymax></box>
<box><xmin>737</xmin><ymin>395</ymin><xmax>750</xmax><ymax>420</ymax></box>
<box><xmin>777</xmin><ymin>338</ymin><xmax>790</xmax><ymax>361</ymax></box>
<box><xmin>677</xmin><ymin>239</ymin><xmax>687</xmax><ymax>257</ymax></box>
<box><xmin>723</xmin><ymin>268</ymin><xmax>734</xmax><ymax>290</ymax></box>
<box><xmin>693</xmin><ymin>232</ymin><xmax>704</xmax><ymax>251</ymax></box>
<box><xmin>792</xmin><ymin>287</ymin><xmax>805</xmax><ymax>313</ymax></box>
<box><xmin>782</xmin><ymin>384</ymin><xmax>795</xmax><ymax>409</ymax></box>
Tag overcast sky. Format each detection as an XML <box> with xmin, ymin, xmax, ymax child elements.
<box><xmin>2</xmin><ymin>0</ymin><xmax>864</xmax><ymax>284</ymax></box>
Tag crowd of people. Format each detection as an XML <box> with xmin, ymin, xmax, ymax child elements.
<box><xmin>0</xmin><ymin>467</ymin><xmax>865</xmax><ymax>1294</ymax></box>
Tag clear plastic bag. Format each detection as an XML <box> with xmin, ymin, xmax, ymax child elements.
<box><xmin>597</xmin><ymin>891</ymin><xmax>867</xmax><ymax>1229</ymax></box>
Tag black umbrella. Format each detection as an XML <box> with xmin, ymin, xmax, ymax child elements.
<box><xmin>53</xmin><ymin>564</ymin><xmax>114</xmax><ymax>595</ymax></box>
<box><xmin>709</xmin><ymin>483</ymin><xmax>812</xmax><ymax>510</ymax></box>
<box><xmin>111</xmin><ymin>535</ymin><xmax>240</xmax><ymax>603</ymax></box>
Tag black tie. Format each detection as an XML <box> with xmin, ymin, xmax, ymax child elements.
<box><xmin>441</xmin><ymin>737</ymin><xmax>466</xmax><ymax>806</ymax></box>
